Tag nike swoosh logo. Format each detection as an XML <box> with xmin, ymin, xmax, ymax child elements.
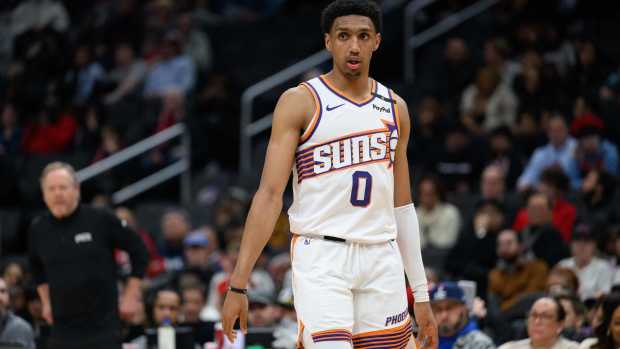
<box><xmin>326</xmin><ymin>103</ymin><xmax>345</xmax><ymax>111</ymax></box>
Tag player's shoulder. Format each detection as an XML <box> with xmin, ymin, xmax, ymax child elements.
<box><xmin>280</xmin><ymin>84</ymin><xmax>315</xmax><ymax>106</ymax></box>
<box><xmin>273</xmin><ymin>84</ymin><xmax>316</xmax><ymax>126</ymax></box>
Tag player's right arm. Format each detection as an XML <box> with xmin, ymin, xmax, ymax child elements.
<box><xmin>221</xmin><ymin>85</ymin><xmax>313</xmax><ymax>342</ymax></box>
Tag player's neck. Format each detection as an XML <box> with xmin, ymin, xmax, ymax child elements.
<box><xmin>324</xmin><ymin>70</ymin><xmax>372</xmax><ymax>100</ymax></box>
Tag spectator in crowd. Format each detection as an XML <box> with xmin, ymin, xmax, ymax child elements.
<box><xmin>177</xmin><ymin>12</ymin><xmax>213</xmax><ymax>73</ymax></box>
<box><xmin>143</xmin><ymin>31</ymin><xmax>196</xmax><ymax>98</ymax></box>
<box><xmin>159</xmin><ymin>208</ymin><xmax>193</xmax><ymax>272</ymax></box>
<box><xmin>488</xmin><ymin>229</ymin><xmax>548</xmax><ymax>312</ymax></box>
<box><xmin>0</xmin><ymin>102</ymin><xmax>22</xmax><ymax>156</ymax></box>
<box><xmin>180</xmin><ymin>283</ymin><xmax>214</xmax><ymax>346</ymax></box>
<box><xmin>558</xmin><ymin>223</ymin><xmax>614</xmax><ymax>301</ymax></box>
<box><xmin>579</xmin><ymin>293</ymin><xmax>620</xmax><ymax>349</ymax></box>
<box><xmin>2</xmin><ymin>262</ymin><xmax>24</xmax><ymax>289</ymax></box>
<box><xmin>177</xmin><ymin>230</ymin><xmax>221</xmax><ymax>287</ymax></box>
<box><xmin>485</xmin><ymin>127</ymin><xmax>524</xmax><ymax>190</ymax></box>
<box><xmin>248</xmin><ymin>289</ymin><xmax>279</xmax><ymax>328</ymax></box>
<box><xmin>446</xmin><ymin>199</ymin><xmax>506</xmax><ymax>297</ymax></box>
<box><xmin>417</xmin><ymin>175</ymin><xmax>462</xmax><ymax>266</ymax></box>
<box><xmin>519</xmin><ymin>193</ymin><xmax>569</xmax><ymax>267</ymax></box>
<box><xmin>576</xmin><ymin>169</ymin><xmax>620</xmax><ymax>229</ymax></box>
<box><xmin>513</xmin><ymin>64</ymin><xmax>556</xmax><ymax>120</ymax></box>
<box><xmin>556</xmin><ymin>295</ymin><xmax>590</xmax><ymax>342</ymax></box>
<box><xmin>567</xmin><ymin>113</ymin><xmax>619</xmax><ymax>188</ymax></box>
<box><xmin>565</xmin><ymin>41</ymin><xmax>608</xmax><ymax>101</ymax></box>
<box><xmin>181</xmin><ymin>283</ymin><xmax>206</xmax><ymax>324</ymax></box>
<box><xmin>546</xmin><ymin>267</ymin><xmax>580</xmax><ymax>298</ymax></box>
<box><xmin>518</xmin><ymin>115</ymin><xmax>576</xmax><ymax>191</ymax></box>
<box><xmin>10</xmin><ymin>0</ymin><xmax>70</xmax><ymax>37</ymax></box>
<box><xmin>431</xmin><ymin>282</ymin><xmax>495</xmax><ymax>349</ymax></box>
<box><xmin>498</xmin><ymin>297</ymin><xmax>579</xmax><ymax>349</ymax></box>
<box><xmin>116</xmin><ymin>207</ymin><xmax>165</xmax><ymax>279</ymax></box>
<box><xmin>434</xmin><ymin>37</ymin><xmax>476</xmax><ymax>113</ymax></box>
<box><xmin>103</xmin><ymin>43</ymin><xmax>147</xmax><ymax>106</ymax></box>
<box><xmin>0</xmin><ymin>277</ymin><xmax>35</xmax><ymax>349</ymax></box>
<box><xmin>131</xmin><ymin>288</ymin><xmax>181</xmax><ymax>349</ymax></box>
<box><xmin>476</xmin><ymin>165</ymin><xmax>520</xmax><ymax>222</ymax></box>
<box><xmin>22</xmin><ymin>102</ymin><xmax>78</xmax><ymax>155</ymax></box>
<box><xmin>411</xmin><ymin>96</ymin><xmax>447</xmax><ymax>172</ymax></box>
<box><xmin>434</xmin><ymin>124</ymin><xmax>482</xmax><ymax>193</ymax></box>
<box><xmin>66</xmin><ymin>45</ymin><xmax>105</xmax><ymax>106</ymax></box>
<box><xmin>483</xmin><ymin>37</ymin><xmax>520</xmax><ymax>87</ymax></box>
<box><xmin>152</xmin><ymin>288</ymin><xmax>181</xmax><ymax>326</ymax></box>
<box><xmin>461</xmin><ymin>67</ymin><xmax>518</xmax><ymax>134</ymax></box>
<box><xmin>514</xmin><ymin>167</ymin><xmax>576</xmax><ymax>242</ymax></box>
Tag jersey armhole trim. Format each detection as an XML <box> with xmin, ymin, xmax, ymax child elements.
<box><xmin>387</xmin><ymin>88</ymin><xmax>400</xmax><ymax>136</ymax></box>
<box><xmin>299</xmin><ymin>82</ymin><xmax>322</xmax><ymax>145</ymax></box>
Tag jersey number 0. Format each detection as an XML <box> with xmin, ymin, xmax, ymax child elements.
<box><xmin>350</xmin><ymin>171</ymin><xmax>372</xmax><ymax>207</ymax></box>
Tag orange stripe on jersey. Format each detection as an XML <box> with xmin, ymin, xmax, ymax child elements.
<box><xmin>319</xmin><ymin>75</ymin><xmax>377</xmax><ymax>106</ymax></box>
<box><xmin>388</xmin><ymin>89</ymin><xmax>400</xmax><ymax>136</ymax></box>
<box><xmin>296</xmin><ymin>127</ymin><xmax>389</xmax><ymax>157</ymax></box>
<box><xmin>299</xmin><ymin>83</ymin><xmax>322</xmax><ymax>145</ymax></box>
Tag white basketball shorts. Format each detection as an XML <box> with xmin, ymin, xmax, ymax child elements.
<box><xmin>291</xmin><ymin>235</ymin><xmax>413</xmax><ymax>348</ymax></box>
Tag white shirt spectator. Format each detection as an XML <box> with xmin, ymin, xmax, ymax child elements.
<box><xmin>461</xmin><ymin>83</ymin><xmax>518</xmax><ymax>131</ymax></box>
<box><xmin>558</xmin><ymin>257</ymin><xmax>614</xmax><ymax>300</ymax></box>
<box><xmin>418</xmin><ymin>203</ymin><xmax>461</xmax><ymax>249</ymax></box>
<box><xmin>11</xmin><ymin>0</ymin><xmax>69</xmax><ymax>36</ymax></box>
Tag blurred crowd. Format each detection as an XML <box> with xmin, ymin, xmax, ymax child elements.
<box><xmin>0</xmin><ymin>0</ymin><xmax>620</xmax><ymax>348</ymax></box>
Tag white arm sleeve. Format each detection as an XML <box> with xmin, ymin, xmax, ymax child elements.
<box><xmin>395</xmin><ymin>203</ymin><xmax>429</xmax><ymax>303</ymax></box>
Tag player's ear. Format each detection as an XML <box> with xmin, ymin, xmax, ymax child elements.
<box><xmin>373</xmin><ymin>33</ymin><xmax>381</xmax><ymax>52</ymax></box>
<box><xmin>324</xmin><ymin>33</ymin><xmax>332</xmax><ymax>52</ymax></box>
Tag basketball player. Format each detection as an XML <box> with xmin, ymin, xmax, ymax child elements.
<box><xmin>222</xmin><ymin>1</ymin><xmax>438</xmax><ymax>348</ymax></box>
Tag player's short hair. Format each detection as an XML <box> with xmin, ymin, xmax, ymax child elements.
<box><xmin>40</xmin><ymin>161</ymin><xmax>79</xmax><ymax>187</ymax></box>
<box><xmin>321</xmin><ymin>0</ymin><xmax>382</xmax><ymax>34</ymax></box>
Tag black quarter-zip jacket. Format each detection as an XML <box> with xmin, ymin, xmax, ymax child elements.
<box><xmin>28</xmin><ymin>204</ymin><xmax>148</xmax><ymax>340</ymax></box>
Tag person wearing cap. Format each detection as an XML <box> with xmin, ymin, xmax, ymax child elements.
<box><xmin>498</xmin><ymin>297</ymin><xmax>578</xmax><ymax>349</ymax></box>
<box><xmin>566</xmin><ymin>106</ymin><xmax>619</xmax><ymax>189</ymax></box>
<box><xmin>558</xmin><ymin>224</ymin><xmax>614</xmax><ymax>301</ymax></box>
<box><xmin>431</xmin><ymin>282</ymin><xmax>495</xmax><ymax>349</ymax></box>
<box><xmin>173</xmin><ymin>230</ymin><xmax>222</xmax><ymax>291</ymax></box>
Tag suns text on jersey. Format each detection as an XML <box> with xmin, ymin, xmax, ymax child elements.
<box><xmin>295</xmin><ymin>122</ymin><xmax>398</xmax><ymax>183</ymax></box>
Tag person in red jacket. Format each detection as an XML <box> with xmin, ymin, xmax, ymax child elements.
<box><xmin>513</xmin><ymin>167</ymin><xmax>576</xmax><ymax>242</ymax></box>
<box><xmin>22</xmin><ymin>106</ymin><xmax>77</xmax><ymax>154</ymax></box>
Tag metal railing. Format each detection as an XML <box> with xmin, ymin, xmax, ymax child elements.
<box><xmin>404</xmin><ymin>0</ymin><xmax>501</xmax><ymax>84</ymax></box>
<box><xmin>76</xmin><ymin>123</ymin><xmax>191</xmax><ymax>205</ymax></box>
<box><xmin>239</xmin><ymin>0</ymin><xmax>409</xmax><ymax>174</ymax></box>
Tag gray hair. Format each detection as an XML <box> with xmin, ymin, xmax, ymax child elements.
<box><xmin>40</xmin><ymin>161</ymin><xmax>80</xmax><ymax>187</ymax></box>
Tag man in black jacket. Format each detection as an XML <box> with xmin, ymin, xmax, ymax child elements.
<box><xmin>29</xmin><ymin>161</ymin><xmax>148</xmax><ymax>349</ymax></box>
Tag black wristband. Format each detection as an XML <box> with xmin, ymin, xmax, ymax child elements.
<box><xmin>229</xmin><ymin>286</ymin><xmax>248</xmax><ymax>295</ymax></box>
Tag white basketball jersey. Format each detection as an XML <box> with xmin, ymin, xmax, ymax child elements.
<box><xmin>288</xmin><ymin>75</ymin><xmax>400</xmax><ymax>243</ymax></box>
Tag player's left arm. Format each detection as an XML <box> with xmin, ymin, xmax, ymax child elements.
<box><xmin>391</xmin><ymin>92</ymin><xmax>438</xmax><ymax>349</ymax></box>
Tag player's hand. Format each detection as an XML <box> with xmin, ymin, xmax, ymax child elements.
<box><xmin>414</xmin><ymin>302</ymin><xmax>438</xmax><ymax>349</ymax></box>
<box><xmin>221</xmin><ymin>290</ymin><xmax>249</xmax><ymax>342</ymax></box>
<box><xmin>42</xmin><ymin>302</ymin><xmax>53</xmax><ymax>324</ymax></box>
<box><xmin>119</xmin><ymin>293</ymin><xmax>141</xmax><ymax>321</ymax></box>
